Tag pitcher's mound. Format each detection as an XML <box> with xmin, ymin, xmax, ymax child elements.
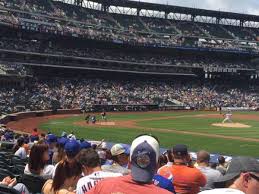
<box><xmin>212</xmin><ymin>123</ymin><xmax>251</xmax><ymax>128</ymax></box>
<box><xmin>96</xmin><ymin>122</ymin><xmax>116</xmax><ymax>126</ymax></box>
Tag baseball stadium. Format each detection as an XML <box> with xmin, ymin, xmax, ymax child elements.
<box><xmin>0</xmin><ymin>0</ymin><xmax>259</xmax><ymax>193</ymax></box>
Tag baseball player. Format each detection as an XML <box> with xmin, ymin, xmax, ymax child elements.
<box><xmin>85</xmin><ymin>114</ymin><xmax>90</xmax><ymax>124</ymax></box>
<box><xmin>222</xmin><ymin>111</ymin><xmax>233</xmax><ymax>123</ymax></box>
<box><xmin>101</xmin><ymin>111</ymin><xmax>107</xmax><ymax>121</ymax></box>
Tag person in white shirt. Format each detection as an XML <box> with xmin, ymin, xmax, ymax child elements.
<box><xmin>199</xmin><ymin>157</ymin><xmax>259</xmax><ymax>194</ymax></box>
<box><xmin>14</xmin><ymin>137</ymin><xmax>27</xmax><ymax>159</ymax></box>
<box><xmin>76</xmin><ymin>148</ymin><xmax>122</xmax><ymax>194</ymax></box>
<box><xmin>24</xmin><ymin>143</ymin><xmax>54</xmax><ymax>179</ymax></box>
<box><xmin>196</xmin><ymin>150</ymin><xmax>221</xmax><ymax>191</ymax></box>
<box><xmin>101</xmin><ymin>144</ymin><xmax>130</xmax><ymax>175</ymax></box>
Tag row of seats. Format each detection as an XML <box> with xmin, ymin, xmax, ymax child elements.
<box><xmin>0</xmin><ymin>149</ymin><xmax>46</xmax><ymax>194</ymax></box>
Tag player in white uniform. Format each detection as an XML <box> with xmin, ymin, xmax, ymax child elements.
<box><xmin>222</xmin><ymin>111</ymin><xmax>233</xmax><ymax>123</ymax></box>
<box><xmin>76</xmin><ymin>149</ymin><xmax>122</xmax><ymax>194</ymax></box>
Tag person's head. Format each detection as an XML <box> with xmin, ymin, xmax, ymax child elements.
<box><xmin>28</xmin><ymin>143</ymin><xmax>49</xmax><ymax>175</ymax></box>
<box><xmin>111</xmin><ymin>144</ymin><xmax>129</xmax><ymax>166</ymax></box>
<box><xmin>130</xmin><ymin>134</ymin><xmax>160</xmax><ymax>183</ymax></box>
<box><xmin>33</xmin><ymin>128</ymin><xmax>38</xmax><ymax>133</ymax></box>
<box><xmin>172</xmin><ymin>144</ymin><xmax>189</xmax><ymax>164</ymax></box>
<box><xmin>17</xmin><ymin>137</ymin><xmax>25</xmax><ymax>147</ymax></box>
<box><xmin>218</xmin><ymin>155</ymin><xmax>226</xmax><ymax>165</ymax></box>
<box><xmin>197</xmin><ymin>150</ymin><xmax>210</xmax><ymax>166</ymax></box>
<box><xmin>13</xmin><ymin>137</ymin><xmax>25</xmax><ymax>153</ymax></box>
<box><xmin>56</xmin><ymin>137</ymin><xmax>68</xmax><ymax>162</ymax></box>
<box><xmin>158</xmin><ymin>154</ymin><xmax>168</xmax><ymax>168</ymax></box>
<box><xmin>215</xmin><ymin>156</ymin><xmax>259</xmax><ymax>194</ymax></box>
<box><xmin>40</xmin><ymin>133</ymin><xmax>46</xmax><ymax>139</ymax></box>
<box><xmin>64</xmin><ymin>139</ymin><xmax>81</xmax><ymax>160</ymax></box>
<box><xmin>77</xmin><ymin>148</ymin><xmax>100</xmax><ymax>175</ymax></box>
<box><xmin>52</xmin><ymin>160</ymin><xmax>82</xmax><ymax>192</ymax></box>
<box><xmin>47</xmin><ymin>134</ymin><xmax>57</xmax><ymax>149</ymax></box>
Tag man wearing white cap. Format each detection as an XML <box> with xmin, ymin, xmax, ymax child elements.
<box><xmin>102</xmin><ymin>143</ymin><xmax>130</xmax><ymax>175</ymax></box>
<box><xmin>88</xmin><ymin>134</ymin><xmax>172</xmax><ymax>194</ymax></box>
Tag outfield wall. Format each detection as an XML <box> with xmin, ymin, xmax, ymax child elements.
<box><xmin>0</xmin><ymin>109</ymin><xmax>82</xmax><ymax>124</ymax></box>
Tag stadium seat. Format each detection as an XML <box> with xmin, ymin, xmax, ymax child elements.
<box><xmin>11</xmin><ymin>156</ymin><xmax>27</xmax><ymax>166</ymax></box>
<box><xmin>0</xmin><ymin>161</ymin><xmax>14</xmax><ymax>171</ymax></box>
<box><xmin>12</xmin><ymin>164</ymin><xmax>25</xmax><ymax>175</ymax></box>
<box><xmin>21</xmin><ymin>174</ymin><xmax>47</xmax><ymax>194</ymax></box>
<box><xmin>0</xmin><ymin>169</ymin><xmax>17</xmax><ymax>180</ymax></box>
<box><xmin>0</xmin><ymin>185</ymin><xmax>20</xmax><ymax>194</ymax></box>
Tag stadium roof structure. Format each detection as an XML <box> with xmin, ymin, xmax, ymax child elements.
<box><xmin>84</xmin><ymin>0</ymin><xmax>259</xmax><ymax>23</ymax></box>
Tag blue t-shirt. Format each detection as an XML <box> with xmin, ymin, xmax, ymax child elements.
<box><xmin>153</xmin><ymin>174</ymin><xmax>176</xmax><ymax>194</ymax></box>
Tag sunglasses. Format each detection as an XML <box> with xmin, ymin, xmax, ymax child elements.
<box><xmin>249</xmin><ymin>173</ymin><xmax>259</xmax><ymax>182</ymax></box>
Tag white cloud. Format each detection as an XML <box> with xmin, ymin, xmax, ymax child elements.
<box><xmin>132</xmin><ymin>0</ymin><xmax>259</xmax><ymax>15</ymax></box>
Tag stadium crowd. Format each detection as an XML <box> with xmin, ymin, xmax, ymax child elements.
<box><xmin>1</xmin><ymin>78</ymin><xmax>259</xmax><ymax>114</ymax></box>
<box><xmin>0</xmin><ymin>0</ymin><xmax>258</xmax><ymax>52</ymax></box>
<box><xmin>0</xmin><ymin>126</ymin><xmax>258</xmax><ymax>194</ymax></box>
<box><xmin>0</xmin><ymin>37</ymin><xmax>254</xmax><ymax>70</ymax></box>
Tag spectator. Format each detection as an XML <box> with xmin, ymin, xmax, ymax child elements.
<box><xmin>80</xmin><ymin>140</ymin><xmax>91</xmax><ymax>150</ymax></box>
<box><xmin>46</xmin><ymin>134</ymin><xmax>58</xmax><ymax>164</ymax></box>
<box><xmin>102</xmin><ymin>144</ymin><xmax>130</xmax><ymax>175</ymax></box>
<box><xmin>76</xmin><ymin>148</ymin><xmax>122</xmax><ymax>194</ymax></box>
<box><xmin>31</xmin><ymin>128</ymin><xmax>39</xmax><ymax>137</ymax></box>
<box><xmin>0</xmin><ymin>177</ymin><xmax>29</xmax><ymax>194</ymax></box>
<box><xmin>87</xmin><ymin>134</ymin><xmax>172</xmax><ymax>194</ymax></box>
<box><xmin>52</xmin><ymin>136</ymin><xmax>68</xmax><ymax>165</ymax></box>
<box><xmin>157</xmin><ymin>150</ymin><xmax>174</xmax><ymax>176</ymax></box>
<box><xmin>42</xmin><ymin>160</ymin><xmax>82</xmax><ymax>194</ymax></box>
<box><xmin>159</xmin><ymin>144</ymin><xmax>206</xmax><ymax>194</ymax></box>
<box><xmin>199</xmin><ymin>156</ymin><xmax>259</xmax><ymax>194</ymax></box>
<box><xmin>196</xmin><ymin>150</ymin><xmax>221</xmax><ymax>190</ymax></box>
<box><xmin>24</xmin><ymin>143</ymin><xmax>55</xmax><ymax>179</ymax></box>
<box><xmin>13</xmin><ymin>137</ymin><xmax>27</xmax><ymax>159</ymax></box>
<box><xmin>217</xmin><ymin>156</ymin><xmax>227</xmax><ymax>175</ymax></box>
<box><xmin>52</xmin><ymin>139</ymin><xmax>81</xmax><ymax>178</ymax></box>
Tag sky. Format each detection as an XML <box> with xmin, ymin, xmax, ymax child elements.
<box><xmin>132</xmin><ymin>0</ymin><xmax>259</xmax><ymax>15</ymax></box>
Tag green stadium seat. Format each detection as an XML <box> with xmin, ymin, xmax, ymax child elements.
<box><xmin>0</xmin><ymin>185</ymin><xmax>20</xmax><ymax>194</ymax></box>
<box><xmin>21</xmin><ymin>174</ymin><xmax>47</xmax><ymax>194</ymax></box>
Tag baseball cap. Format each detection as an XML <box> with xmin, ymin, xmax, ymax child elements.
<box><xmin>64</xmin><ymin>139</ymin><xmax>80</xmax><ymax>156</ymax></box>
<box><xmin>130</xmin><ymin>135</ymin><xmax>160</xmax><ymax>183</ymax></box>
<box><xmin>46</xmin><ymin>134</ymin><xmax>57</xmax><ymax>144</ymax></box>
<box><xmin>172</xmin><ymin>144</ymin><xmax>188</xmax><ymax>156</ymax></box>
<box><xmin>61</xmin><ymin>131</ymin><xmax>67</xmax><ymax>137</ymax></box>
<box><xmin>215</xmin><ymin>156</ymin><xmax>259</xmax><ymax>185</ymax></box>
<box><xmin>111</xmin><ymin>144</ymin><xmax>129</xmax><ymax>156</ymax></box>
<box><xmin>57</xmin><ymin>137</ymin><xmax>68</xmax><ymax>146</ymax></box>
<box><xmin>80</xmin><ymin>141</ymin><xmax>91</xmax><ymax>149</ymax></box>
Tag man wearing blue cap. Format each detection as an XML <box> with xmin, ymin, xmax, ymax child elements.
<box><xmin>46</xmin><ymin>134</ymin><xmax>57</xmax><ymax>164</ymax></box>
<box><xmin>52</xmin><ymin>136</ymin><xmax>68</xmax><ymax>165</ymax></box>
<box><xmin>88</xmin><ymin>135</ymin><xmax>172</xmax><ymax>194</ymax></box>
<box><xmin>52</xmin><ymin>139</ymin><xmax>81</xmax><ymax>178</ymax></box>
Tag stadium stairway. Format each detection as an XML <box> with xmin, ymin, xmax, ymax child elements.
<box><xmin>219</xmin><ymin>25</ymin><xmax>237</xmax><ymax>39</ymax></box>
<box><xmin>165</xmin><ymin>20</ymin><xmax>182</xmax><ymax>35</ymax></box>
<box><xmin>138</xmin><ymin>17</ymin><xmax>152</xmax><ymax>32</ymax></box>
<box><xmin>193</xmin><ymin>23</ymin><xmax>211</xmax><ymax>38</ymax></box>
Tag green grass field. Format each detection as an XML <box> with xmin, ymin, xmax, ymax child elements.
<box><xmin>39</xmin><ymin>111</ymin><xmax>259</xmax><ymax>157</ymax></box>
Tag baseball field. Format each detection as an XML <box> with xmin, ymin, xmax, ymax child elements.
<box><xmin>7</xmin><ymin>111</ymin><xmax>259</xmax><ymax>157</ymax></box>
